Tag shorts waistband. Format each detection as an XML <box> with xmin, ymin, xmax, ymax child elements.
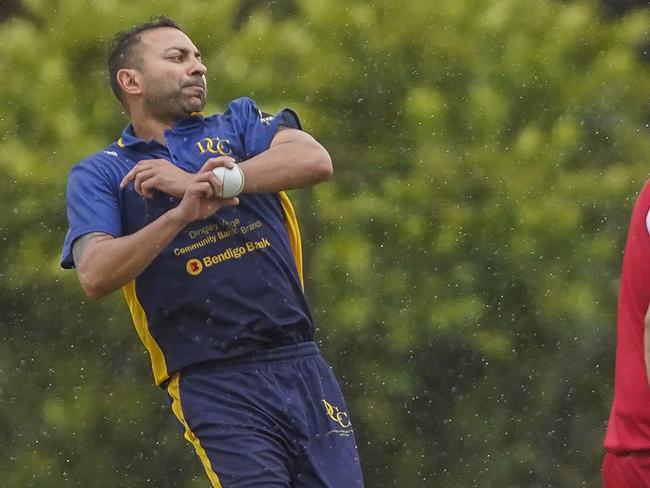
<box><xmin>182</xmin><ymin>342</ymin><xmax>321</xmax><ymax>373</ymax></box>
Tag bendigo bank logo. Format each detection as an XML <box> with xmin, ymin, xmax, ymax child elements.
<box><xmin>186</xmin><ymin>258</ymin><xmax>203</xmax><ymax>276</ymax></box>
<box><xmin>322</xmin><ymin>399</ymin><xmax>351</xmax><ymax>428</ymax></box>
<box><xmin>195</xmin><ymin>135</ymin><xmax>233</xmax><ymax>156</ymax></box>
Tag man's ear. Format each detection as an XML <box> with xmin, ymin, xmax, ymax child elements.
<box><xmin>116</xmin><ymin>68</ymin><xmax>142</xmax><ymax>97</ymax></box>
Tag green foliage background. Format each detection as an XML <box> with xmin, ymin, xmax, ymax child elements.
<box><xmin>1</xmin><ymin>0</ymin><xmax>648</xmax><ymax>486</ymax></box>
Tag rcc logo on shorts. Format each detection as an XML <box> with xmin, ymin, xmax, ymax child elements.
<box><xmin>322</xmin><ymin>399</ymin><xmax>351</xmax><ymax>428</ymax></box>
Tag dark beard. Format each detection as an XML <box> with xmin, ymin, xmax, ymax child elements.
<box><xmin>143</xmin><ymin>86</ymin><xmax>205</xmax><ymax>124</ymax></box>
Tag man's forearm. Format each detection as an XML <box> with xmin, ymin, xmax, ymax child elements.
<box><xmin>238</xmin><ymin>130</ymin><xmax>333</xmax><ymax>193</ymax></box>
<box><xmin>76</xmin><ymin>209</ymin><xmax>187</xmax><ymax>299</ymax></box>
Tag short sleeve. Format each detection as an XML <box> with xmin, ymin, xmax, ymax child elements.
<box><xmin>60</xmin><ymin>161</ymin><xmax>122</xmax><ymax>269</ymax></box>
<box><xmin>226</xmin><ymin>97</ymin><xmax>302</xmax><ymax>159</ymax></box>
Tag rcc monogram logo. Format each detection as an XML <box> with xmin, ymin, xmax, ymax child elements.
<box><xmin>195</xmin><ymin>136</ymin><xmax>233</xmax><ymax>156</ymax></box>
<box><xmin>322</xmin><ymin>399</ymin><xmax>351</xmax><ymax>428</ymax></box>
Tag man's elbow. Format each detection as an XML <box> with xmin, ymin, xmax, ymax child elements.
<box><xmin>311</xmin><ymin>145</ymin><xmax>333</xmax><ymax>182</ymax></box>
<box><xmin>77</xmin><ymin>270</ymin><xmax>111</xmax><ymax>300</ymax></box>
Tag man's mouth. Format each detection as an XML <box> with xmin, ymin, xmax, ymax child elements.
<box><xmin>183</xmin><ymin>79</ymin><xmax>205</xmax><ymax>91</ymax></box>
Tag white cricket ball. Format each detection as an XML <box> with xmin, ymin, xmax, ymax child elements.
<box><xmin>212</xmin><ymin>165</ymin><xmax>245</xmax><ymax>198</ymax></box>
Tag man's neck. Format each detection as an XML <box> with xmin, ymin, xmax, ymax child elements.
<box><xmin>130</xmin><ymin>116</ymin><xmax>174</xmax><ymax>146</ymax></box>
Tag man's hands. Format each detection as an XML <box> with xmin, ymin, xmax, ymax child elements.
<box><xmin>118</xmin><ymin>157</ymin><xmax>238</xmax><ymax>224</ymax></box>
<box><xmin>169</xmin><ymin>159</ymin><xmax>239</xmax><ymax>225</ymax></box>
<box><xmin>120</xmin><ymin>159</ymin><xmax>191</xmax><ymax>198</ymax></box>
<box><xmin>73</xmin><ymin>159</ymin><xmax>239</xmax><ymax>300</ymax></box>
<box><xmin>120</xmin><ymin>157</ymin><xmax>237</xmax><ymax>199</ymax></box>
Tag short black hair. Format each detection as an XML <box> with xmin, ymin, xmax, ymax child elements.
<box><xmin>107</xmin><ymin>16</ymin><xmax>185</xmax><ymax>103</ymax></box>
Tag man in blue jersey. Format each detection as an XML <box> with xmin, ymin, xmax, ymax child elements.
<box><xmin>60</xmin><ymin>16</ymin><xmax>364</xmax><ymax>488</ymax></box>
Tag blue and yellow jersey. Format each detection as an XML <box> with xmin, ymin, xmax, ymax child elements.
<box><xmin>60</xmin><ymin>97</ymin><xmax>314</xmax><ymax>385</ymax></box>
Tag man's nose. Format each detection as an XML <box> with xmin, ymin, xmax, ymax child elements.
<box><xmin>189</xmin><ymin>57</ymin><xmax>207</xmax><ymax>77</ymax></box>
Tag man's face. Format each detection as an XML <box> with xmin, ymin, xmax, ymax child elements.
<box><xmin>135</xmin><ymin>27</ymin><xmax>207</xmax><ymax>122</ymax></box>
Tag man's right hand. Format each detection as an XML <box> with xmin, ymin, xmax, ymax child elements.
<box><xmin>170</xmin><ymin>162</ymin><xmax>239</xmax><ymax>224</ymax></box>
<box><xmin>120</xmin><ymin>156</ymin><xmax>239</xmax><ymax>199</ymax></box>
<box><xmin>120</xmin><ymin>159</ymin><xmax>191</xmax><ymax>198</ymax></box>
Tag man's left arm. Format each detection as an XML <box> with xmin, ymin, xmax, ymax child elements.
<box><xmin>644</xmin><ymin>300</ymin><xmax>650</xmax><ymax>388</ymax></box>
<box><xmin>121</xmin><ymin>127</ymin><xmax>332</xmax><ymax>198</ymax></box>
<box><xmin>238</xmin><ymin>126</ymin><xmax>332</xmax><ymax>193</ymax></box>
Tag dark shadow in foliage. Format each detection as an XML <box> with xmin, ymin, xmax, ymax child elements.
<box><xmin>233</xmin><ymin>0</ymin><xmax>298</xmax><ymax>28</ymax></box>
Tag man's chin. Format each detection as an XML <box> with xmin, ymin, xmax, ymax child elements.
<box><xmin>184</xmin><ymin>95</ymin><xmax>206</xmax><ymax>114</ymax></box>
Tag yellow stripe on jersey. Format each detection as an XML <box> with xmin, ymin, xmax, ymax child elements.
<box><xmin>278</xmin><ymin>191</ymin><xmax>304</xmax><ymax>289</ymax></box>
<box><xmin>167</xmin><ymin>374</ymin><xmax>223</xmax><ymax>488</ymax></box>
<box><xmin>122</xmin><ymin>280</ymin><xmax>169</xmax><ymax>385</ymax></box>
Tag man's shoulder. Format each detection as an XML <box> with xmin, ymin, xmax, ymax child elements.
<box><xmin>629</xmin><ymin>178</ymin><xmax>650</xmax><ymax>216</ymax></box>
<box><xmin>68</xmin><ymin>142</ymin><xmax>127</xmax><ymax>180</ymax></box>
<box><xmin>73</xmin><ymin>142</ymin><xmax>121</xmax><ymax>166</ymax></box>
<box><xmin>206</xmin><ymin>96</ymin><xmax>258</xmax><ymax>120</ymax></box>
<box><xmin>226</xmin><ymin>96</ymin><xmax>257</xmax><ymax>110</ymax></box>
<box><xmin>204</xmin><ymin>97</ymin><xmax>292</xmax><ymax>130</ymax></box>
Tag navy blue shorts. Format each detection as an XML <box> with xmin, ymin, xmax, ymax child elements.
<box><xmin>165</xmin><ymin>342</ymin><xmax>364</xmax><ymax>487</ymax></box>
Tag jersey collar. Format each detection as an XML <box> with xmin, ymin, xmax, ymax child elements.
<box><xmin>117</xmin><ymin>112</ymin><xmax>205</xmax><ymax>149</ymax></box>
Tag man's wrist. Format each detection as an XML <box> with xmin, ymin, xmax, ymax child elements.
<box><xmin>166</xmin><ymin>206</ymin><xmax>191</xmax><ymax>228</ymax></box>
<box><xmin>178</xmin><ymin>172</ymin><xmax>193</xmax><ymax>197</ymax></box>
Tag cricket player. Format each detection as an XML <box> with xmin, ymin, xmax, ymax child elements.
<box><xmin>603</xmin><ymin>179</ymin><xmax>650</xmax><ymax>487</ymax></box>
<box><xmin>60</xmin><ymin>16</ymin><xmax>364</xmax><ymax>488</ymax></box>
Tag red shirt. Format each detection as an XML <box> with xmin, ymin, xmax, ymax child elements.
<box><xmin>605</xmin><ymin>179</ymin><xmax>650</xmax><ymax>452</ymax></box>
